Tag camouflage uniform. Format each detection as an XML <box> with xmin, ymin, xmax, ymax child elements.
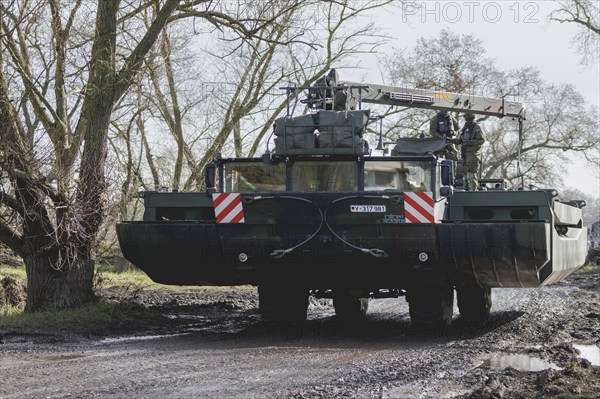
<box><xmin>450</xmin><ymin>113</ymin><xmax>485</xmax><ymax>191</ymax></box>
<box><xmin>429</xmin><ymin>111</ymin><xmax>459</xmax><ymax>161</ymax></box>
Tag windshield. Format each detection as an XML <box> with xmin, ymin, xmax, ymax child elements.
<box><xmin>224</xmin><ymin>162</ymin><xmax>286</xmax><ymax>192</ymax></box>
<box><xmin>292</xmin><ymin>161</ymin><xmax>357</xmax><ymax>191</ymax></box>
<box><xmin>221</xmin><ymin>159</ymin><xmax>432</xmax><ymax>193</ymax></box>
<box><xmin>364</xmin><ymin>160</ymin><xmax>432</xmax><ymax>191</ymax></box>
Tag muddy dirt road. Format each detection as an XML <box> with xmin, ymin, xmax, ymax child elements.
<box><xmin>1</xmin><ymin>273</ymin><xmax>599</xmax><ymax>399</ymax></box>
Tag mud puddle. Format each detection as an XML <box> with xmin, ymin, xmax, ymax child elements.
<box><xmin>482</xmin><ymin>354</ymin><xmax>562</xmax><ymax>371</ymax></box>
<box><xmin>98</xmin><ymin>333</ymin><xmax>190</xmax><ymax>344</ymax></box>
<box><xmin>573</xmin><ymin>342</ymin><xmax>600</xmax><ymax>366</ymax></box>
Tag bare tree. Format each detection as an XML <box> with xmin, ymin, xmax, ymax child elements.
<box><xmin>176</xmin><ymin>0</ymin><xmax>390</xmax><ymax>190</ymax></box>
<box><xmin>181</xmin><ymin>2</ymin><xmax>317</xmax><ymax>190</ymax></box>
<box><xmin>483</xmin><ymin>82</ymin><xmax>600</xmax><ymax>188</ymax></box>
<box><xmin>387</xmin><ymin>29</ymin><xmax>500</xmax><ymax>93</ymax></box>
<box><xmin>550</xmin><ymin>0</ymin><xmax>600</xmax><ymax>64</ymax></box>
<box><xmin>382</xmin><ymin>30</ymin><xmax>599</xmax><ymax>191</ymax></box>
<box><xmin>247</xmin><ymin>0</ymin><xmax>391</xmax><ymax>157</ymax></box>
<box><xmin>1</xmin><ymin>0</ymin><xmax>321</xmax><ymax>311</ymax></box>
<box><xmin>0</xmin><ymin>0</ymin><xmax>184</xmax><ymax>311</ymax></box>
<box><xmin>376</xmin><ymin>29</ymin><xmax>504</xmax><ymax>140</ymax></box>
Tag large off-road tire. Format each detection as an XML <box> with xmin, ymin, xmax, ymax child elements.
<box><xmin>258</xmin><ymin>279</ymin><xmax>308</xmax><ymax>324</ymax></box>
<box><xmin>333</xmin><ymin>291</ymin><xmax>369</xmax><ymax>320</ymax></box>
<box><xmin>407</xmin><ymin>281</ymin><xmax>454</xmax><ymax>332</ymax></box>
<box><xmin>456</xmin><ymin>283</ymin><xmax>492</xmax><ymax>323</ymax></box>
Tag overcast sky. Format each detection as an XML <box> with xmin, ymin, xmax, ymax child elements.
<box><xmin>346</xmin><ymin>1</ymin><xmax>599</xmax><ymax>198</ymax></box>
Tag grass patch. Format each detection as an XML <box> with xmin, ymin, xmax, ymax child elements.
<box><xmin>94</xmin><ymin>264</ymin><xmax>230</xmax><ymax>293</ymax></box>
<box><xmin>0</xmin><ymin>263</ymin><xmax>157</xmax><ymax>289</ymax></box>
<box><xmin>1</xmin><ymin>263</ymin><xmax>166</xmax><ymax>334</ymax></box>
<box><xmin>94</xmin><ymin>266</ymin><xmax>157</xmax><ymax>289</ymax></box>
<box><xmin>0</xmin><ymin>264</ymin><xmax>26</xmax><ymax>280</ymax></box>
<box><xmin>1</xmin><ymin>302</ymin><xmax>25</xmax><ymax>318</ymax></box>
<box><xmin>1</xmin><ymin>266</ymin><xmax>27</xmax><ymax>315</ymax></box>
<box><xmin>0</xmin><ymin>300</ymin><xmax>163</xmax><ymax>334</ymax></box>
<box><xmin>579</xmin><ymin>263</ymin><xmax>600</xmax><ymax>274</ymax></box>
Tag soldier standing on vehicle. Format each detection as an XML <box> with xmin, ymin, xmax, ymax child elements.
<box><xmin>449</xmin><ymin>113</ymin><xmax>486</xmax><ymax>191</ymax></box>
<box><xmin>429</xmin><ymin>110</ymin><xmax>459</xmax><ymax>161</ymax></box>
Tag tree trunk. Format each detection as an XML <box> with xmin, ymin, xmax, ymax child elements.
<box><xmin>2</xmin><ymin>0</ymin><xmax>205</xmax><ymax>312</ymax></box>
<box><xmin>24</xmin><ymin>248</ymin><xmax>96</xmax><ymax>311</ymax></box>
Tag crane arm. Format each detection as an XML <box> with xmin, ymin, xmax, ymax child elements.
<box><xmin>340</xmin><ymin>81</ymin><xmax>524</xmax><ymax>119</ymax></box>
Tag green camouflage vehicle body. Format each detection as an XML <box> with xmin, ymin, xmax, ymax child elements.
<box><xmin>117</xmin><ymin>71</ymin><xmax>588</xmax><ymax>326</ymax></box>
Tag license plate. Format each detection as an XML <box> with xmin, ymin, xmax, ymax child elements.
<box><xmin>350</xmin><ymin>205</ymin><xmax>386</xmax><ymax>212</ymax></box>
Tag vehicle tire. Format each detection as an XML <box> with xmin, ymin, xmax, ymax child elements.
<box><xmin>258</xmin><ymin>279</ymin><xmax>309</xmax><ymax>324</ymax></box>
<box><xmin>333</xmin><ymin>291</ymin><xmax>369</xmax><ymax>320</ymax></box>
<box><xmin>407</xmin><ymin>281</ymin><xmax>454</xmax><ymax>332</ymax></box>
<box><xmin>456</xmin><ymin>283</ymin><xmax>491</xmax><ymax>323</ymax></box>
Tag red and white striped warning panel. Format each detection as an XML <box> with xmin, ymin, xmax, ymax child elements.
<box><xmin>212</xmin><ymin>193</ymin><xmax>245</xmax><ymax>223</ymax></box>
<box><xmin>404</xmin><ymin>192</ymin><xmax>435</xmax><ymax>223</ymax></box>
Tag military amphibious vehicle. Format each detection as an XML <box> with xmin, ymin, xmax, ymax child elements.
<box><xmin>116</xmin><ymin>70</ymin><xmax>588</xmax><ymax>327</ymax></box>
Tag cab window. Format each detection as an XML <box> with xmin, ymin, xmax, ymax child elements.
<box><xmin>364</xmin><ymin>160</ymin><xmax>431</xmax><ymax>191</ymax></box>
<box><xmin>224</xmin><ymin>162</ymin><xmax>286</xmax><ymax>192</ymax></box>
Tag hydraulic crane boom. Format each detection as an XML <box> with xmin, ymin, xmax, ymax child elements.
<box><xmin>285</xmin><ymin>69</ymin><xmax>524</xmax><ymax>119</ymax></box>
<box><xmin>340</xmin><ymin>81</ymin><xmax>524</xmax><ymax>119</ymax></box>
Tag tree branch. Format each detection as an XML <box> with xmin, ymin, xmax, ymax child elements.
<box><xmin>0</xmin><ymin>220</ymin><xmax>23</xmax><ymax>257</ymax></box>
<box><xmin>114</xmin><ymin>0</ymin><xmax>181</xmax><ymax>100</ymax></box>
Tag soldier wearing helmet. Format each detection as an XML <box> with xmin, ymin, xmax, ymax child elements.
<box><xmin>429</xmin><ymin>110</ymin><xmax>459</xmax><ymax>161</ymax></box>
<box><xmin>448</xmin><ymin>113</ymin><xmax>486</xmax><ymax>191</ymax></box>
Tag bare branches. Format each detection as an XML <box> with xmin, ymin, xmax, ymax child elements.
<box><xmin>383</xmin><ymin>30</ymin><xmax>599</xmax><ymax>190</ymax></box>
<box><xmin>1</xmin><ymin>19</ymin><xmax>59</xmax><ymax>138</ymax></box>
<box><xmin>0</xmin><ymin>219</ymin><xmax>23</xmax><ymax>257</ymax></box>
<box><xmin>48</xmin><ymin>0</ymin><xmax>79</xmax><ymax>135</ymax></box>
<box><xmin>387</xmin><ymin>29</ymin><xmax>496</xmax><ymax>93</ymax></box>
<box><xmin>0</xmin><ymin>0</ymin><xmax>193</xmax><ymax>309</ymax></box>
<box><xmin>145</xmin><ymin>28</ymin><xmax>187</xmax><ymax>189</ymax></box>
<box><xmin>114</xmin><ymin>0</ymin><xmax>181</xmax><ymax>100</ymax></box>
<box><xmin>483</xmin><ymin>81</ymin><xmax>599</xmax><ymax>187</ymax></box>
<box><xmin>246</xmin><ymin>0</ymin><xmax>391</xmax><ymax>156</ymax></box>
<box><xmin>551</xmin><ymin>0</ymin><xmax>600</xmax><ymax>34</ymax></box>
<box><xmin>550</xmin><ymin>0</ymin><xmax>600</xmax><ymax>64</ymax></box>
<box><xmin>171</xmin><ymin>0</ymin><xmax>307</xmax><ymax>42</ymax></box>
